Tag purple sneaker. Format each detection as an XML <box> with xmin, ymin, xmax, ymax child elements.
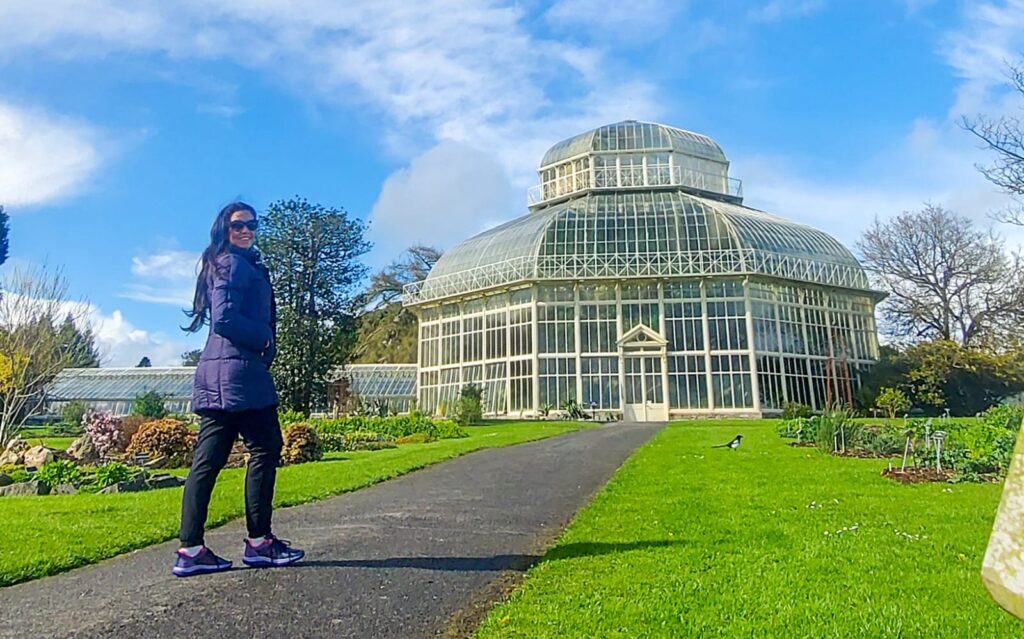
<box><xmin>243</xmin><ymin>535</ymin><xmax>305</xmax><ymax>567</ymax></box>
<box><xmin>172</xmin><ymin>547</ymin><xmax>232</xmax><ymax>577</ymax></box>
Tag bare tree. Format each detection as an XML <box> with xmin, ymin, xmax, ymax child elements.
<box><xmin>856</xmin><ymin>204</ymin><xmax>1024</xmax><ymax>348</ymax></box>
<box><xmin>962</xmin><ymin>60</ymin><xmax>1024</xmax><ymax>225</ymax></box>
<box><xmin>0</xmin><ymin>265</ymin><xmax>91</xmax><ymax>446</ymax></box>
<box><xmin>364</xmin><ymin>245</ymin><xmax>442</xmax><ymax>309</ymax></box>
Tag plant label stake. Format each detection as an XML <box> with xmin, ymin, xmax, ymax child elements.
<box><xmin>924</xmin><ymin>418</ymin><xmax>932</xmax><ymax>450</ymax></box>
<box><xmin>983</xmin><ymin>424</ymin><xmax>1024</xmax><ymax>620</ymax></box>
<box><xmin>932</xmin><ymin>431</ymin><xmax>946</xmax><ymax>474</ymax></box>
<box><xmin>796</xmin><ymin>427</ymin><xmax>803</xmax><ymax>444</ymax></box>
<box><xmin>901</xmin><ymin>430</ymin><xmax>912</xmax><ymax>472</ymax></box>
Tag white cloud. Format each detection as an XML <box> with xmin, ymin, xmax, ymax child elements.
<box><xmin>122</xmin><ymin>250</ymin><xmax>199</xmax><ymax>307</ymax></box>
<box><xmin>942</xmin><ymin>0</ymin><xmax>1024</xmax><ymax>117</ymax></box>
<box><xmin>130</xmin><ymin>250</ymin><xmax>200</xmax><ymax>280</ymax></box>
<box><xmin>0</xmin><ymin>100</ymin><xmax>103</xmax><ymax>207</ymax></box>
<box><xmin>747</xmin><ymin>0</ymin><xmax>826</xmax><ymax>23</ymax></box>
<box><xmin>89</xmin><ymin>307</ymin><xmax>186</xmax><ymax>367</ymax></box>
<box><xmin>0</xmin><ymin>284</ymin><xmax>187</xmax><ymax>367</ymax></box>
<box><xmin>0</xmin><ymin>1</ymin><xmax>664</xmax><ymax>224</ymax></box>
<box><xmin>368</xmin><ymin>141</ymin><xmax>518</xmax><ymax>263</ymax></box>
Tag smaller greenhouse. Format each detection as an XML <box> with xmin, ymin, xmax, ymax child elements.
<box><xmin>327</xmin><ymin>364</ymin><xmax>418</xmax><ymax>415</ymax></box>
<box><xmin>46</xmin><ymin>367</ymin><xmax>195</xmax><ymax>416</ymax></box>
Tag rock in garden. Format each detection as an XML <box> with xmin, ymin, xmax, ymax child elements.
<box><xmin>0</xmin><ymin>480</ymin><xmax>50</xmax><ymax>496</ymax></box>
<box><xmin>0</xmin><ymin>473</ymin><xmax>12</xmax><ymax>487</ymax></box>
<box><xmin>3</xmin><ymin>437</ymin><xmax>28</xmax><ymax>454</ymax></box>
<box><xmin>0</xmin><ymin>450</ymin><xmax>20</xmax><ymax>465</ymax></box>
<box><xmin>98</xmin><ymin>474</ymin><xmax>149</xmax><ymax>494</ymax></box>
<box><xmin>22</xmin><ymin>446</ymin><xmax>55</xmax><ymax>470</ymax></box>
<box><xmin>146</xmin><ymin>474</ymin><xmax>186</xmax><ymax>489</ymax></box>
<box><xmin>142</xmin><ymin>455</ymin><xmax>168</xmax><ymax>469</ymax></box>
<box><xmin>51</xmin><ymin>483</ymin><xmax>79</xmax><ymax>495</ymax></box>
<box><xmin>67</xmin><ymin>435</ymin><xmax>101</xmax><ymax>465</ymax></box>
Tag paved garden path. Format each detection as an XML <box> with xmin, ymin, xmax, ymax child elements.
<box><xmin>0</xmin><ymin>422</ymin><xmax>663</xmax><ymax>639</ymax></box>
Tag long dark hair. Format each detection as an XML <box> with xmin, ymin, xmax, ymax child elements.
<box><xmin>184</xmin><ymin>201</ymin><xmax>257</xmax><ymax>333</ymax></box>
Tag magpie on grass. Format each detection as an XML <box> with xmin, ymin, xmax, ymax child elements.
<box><xmin>712</xmin><ymin>435</ymin><xmax>743</xmax><ymax>450</ymax></box>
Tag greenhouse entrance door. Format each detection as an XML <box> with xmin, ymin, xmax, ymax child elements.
<box><xmin>618</xmin><ymin>324</ymin><xmax>669</xmax><ymax>422</ymax></box>
<box><xmin>622</xmin><ymin>356</ymin><xmax>668</xmax><ymax>422</ymax></box>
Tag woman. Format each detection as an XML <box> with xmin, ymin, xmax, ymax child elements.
<box><xmin>174</xmin><ymin>201</ymin><xmax>304</xmax><ymax>577</ymax></box>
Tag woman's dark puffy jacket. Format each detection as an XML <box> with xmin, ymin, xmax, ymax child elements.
<box><xmin>192</xmin><ymin>246</ymin><xmax>278</xmax><ymax>412</ymax></box>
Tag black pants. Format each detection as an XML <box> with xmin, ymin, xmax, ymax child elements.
<box><xmin>179</xmin><ymin>406</ymin><xmax>283</xmax><ymax>547</ymax></box>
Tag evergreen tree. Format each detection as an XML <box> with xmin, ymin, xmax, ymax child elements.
<box><xmin>137</xmin><ymin>356</ymin><xmax>152</xmax><ymax>368</ymax></box>
<box><xmin>259</xmin><ymin>197</ymin><xmax>371</xmax><ymax>413</ymax></box>
<box><xmin>56</xmin><ymin>314</ymin><xmax>100</xmax><ymax>367</ymax></box>
<box><xmin>0</xmin><ymin>205</ymin><xmax>8</xmax><ymax>268</ymax></box>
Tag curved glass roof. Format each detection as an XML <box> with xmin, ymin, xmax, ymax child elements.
<box><xmin>540</xmin><ymin>121</ymin><xmax>728</xmax><ymax>167</ymax></box>
<box><xmin>406</xmin><ymin>191</ymin><xmax>870</xmax><ymax>305</ymax></box>
<box><xmin>46</xmin><ymin>367</ymin><xmax>194</xmax><ymax>401</ymax></box>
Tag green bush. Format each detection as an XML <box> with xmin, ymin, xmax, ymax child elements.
<box><xmin>561</xmin><ymin>399</ymin><xmax>586</xmax><ymax>420</ymax></box>
<box><xmin>319</xmin><ymin>433</ymin><xmax>347</xmax><ymax>453</ymax></box>
<box><xmin>396</xmin><ymin>432</ymin><xmax>434</xmax><ymax>445</ymax></box>
<box><xmin>90</xmin><ymin>462</ymin><xmax>135</xmax><ymax>489</ymax></box>
<box><xmin>278</xmin><ymin>409</ymin><xmax>306</xmax><ymax>426</ymax></box>
<box><xmin>453</xmin><ymin>384</ymin><xmax>483</xmax><ymax>426</ymax></box>
<box><xmin>131</xmin><ymin>390</ymin><xmax>167</xmax><ymax>419</ymax></box>
<box><xmin>310</xmin><ymin>414</ymin><xmax>468</xmax><ymax>441</ymax></box>
<box><xmin>782</xmin><ymin>403</ymin><xmax>812</xmax><ymax>420</ymax></box>
<box><xmin>811</xmin><ymin>409</ymin><xmax>860</xmax><ymax>453</ymax></box>
<box><xmin>61</xmin><ymin>401</ymin><xmax>89</xmax><ymax>429</ymax></box>
<box><xmin>0</xmin><ymin>464</ymin><xmax>30</xmax><ymax>483</ymax></box>
<box><xmin>35</xmin><ymin>460</ymin><xmax>84</xmax><ymax>487</ymax></box>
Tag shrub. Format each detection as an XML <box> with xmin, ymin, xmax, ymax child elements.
<box><xmin>876</xmin><ymin>387</ymin><xmax>911</xmax><ymax>419</ymax></box>
<box><xmin>281</xmin><ymin>423</ymin><xmax>323</xmax><ymax>465</ymax></box>
<box><xmin>125</xmin><ymin>419</ymin><xmax>195</xmax><ymax>467</ymax></box>
<box><xmin>782</xmin><ymin>403</ymin><xmax>812</xmax><ymax>420</ymax></box>
<box><xmin>131</xmin><ymin>390</ymin><xmax>167</xmax><ymax>419</ymax></box>
<box><xmin>279</xmin><ymin>409</ymin><xmax>306</xmax><ymax>426</ymax></box>
<box><xmin>310</xmin><ymin>415</ymin><xmax>468</xmax><ymax>441</ymax></box>
<box><xmin>319</xmin><ymin>433</ymin><xmax>347</xmax><ymax>453</ymax></box>
<box><xmin>6</xmin><ymin>468</ymin><xmax>31</xmax><ymax>483</ymax></box>
<box><xmin>561</xmin><ymin>399</ymin><xmax>586</xmax><ymax>420</ymax></box>
<box><xmin>396</xmin><ymin>433</ymin><xmax>434</xmax><ymax>445</ymax></box>
<box><xmin>36</xmin><ymin>459</ymin><xmax>84</xmax><ymax>487</ymax></box>
<box><xmin>119</xmin><ymin>415</ymin><xmax>149</xmax><ymax>448</ymax></box>
<box><xmin>83</xmin><ymin>412</ymin><xmax>125</xmax><ymax>456</ymax></box>
<box><xmin>90</xmin><ymin>461</ymin><xmax>136</xmax><ymax>489</ymax></box>
<box><xmin>812</xmin><ymin>409</ymin><xmax>860</xmax><ymax>453</ymax></box>
<box><xmin>453</xmin><ymin>384</ymin><xmax>483</xmax><ymax>426</ymax></box>
<box><xmin>61</xmin><ymin>401</ymin><xmax>89</xmax><ymax>429</ymax></box>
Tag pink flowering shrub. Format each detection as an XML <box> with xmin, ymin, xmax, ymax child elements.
<box><xmin>84</xmin><ymin>411</ymin><xmax>125</xmax><ymax>456</ymax></box>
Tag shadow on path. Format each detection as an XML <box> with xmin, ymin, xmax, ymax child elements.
<box><xmin>294</xmin><ymin>540</ymin><xmax>684</xmax><ymax>572</ymax></box>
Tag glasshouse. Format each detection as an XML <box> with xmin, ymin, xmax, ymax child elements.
<box><xmin>404</xmin><ymin>120</ymin><xmax>882</xmax><ymax>420</ymax></box>
<box><xmin>46</xmin><ymin>367</ymin><xmax>195</xmax><ymax>416</ymax></box>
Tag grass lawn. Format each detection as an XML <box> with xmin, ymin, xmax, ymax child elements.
<box><xmin>476</xmin><ymin>420</ymin><xmax>1019</xmax><ymax>638</ymax></box>
<box><xmin>0</xmin><ymin>420</ymin><xmax>587</xmax><ymax>588</ymax></box>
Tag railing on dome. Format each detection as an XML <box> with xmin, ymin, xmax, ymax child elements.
<box><xmin>401</xmin><ymin>249</ymin><xmax>873</xmax><ymax>306</ymax></box>
<box><xmin>527</xmin><ymin>165</ymin><xmax>744</xmax><ymax>207</ymax></box>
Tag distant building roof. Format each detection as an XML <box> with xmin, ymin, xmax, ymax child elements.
<box><xmin>330</xmin><ymin>364</ymin><xmax>417</xmax><ymax>399</ymax></box>
<box><xmin>46</xmin><ymin>367</ymin><xmax>194</xmax><ymax>402</ymax></box>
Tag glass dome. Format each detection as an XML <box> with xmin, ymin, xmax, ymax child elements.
<box><xmin>408</xmin><ymin>190</ymin><xmax>871</xmax><ymax>304</ymax></box>
<box><xmin>540</xmin><ymin>121</ymin><xmax>728</xmax><ymax>167</ymax></box>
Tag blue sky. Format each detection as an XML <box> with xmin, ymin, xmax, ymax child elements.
<box><xmin>1</xmin><ymin>0</ymin><xmax>1022</xmax><ymax>366</ymax></box>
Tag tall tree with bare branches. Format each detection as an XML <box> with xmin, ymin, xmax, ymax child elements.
<box><xmin>0</xmin><ymin>265</ymin><xmax>92</xmax><ymax>446</ymax></box>
<box><xmin>857</xmin><ymin>204</ymin><xmax>1024</xmax><ymax>348</ymax></box>
<box><xmin>962</xmin><ymin>60</ymin><xmax>1024</xmax><ymax>225</ymax></box>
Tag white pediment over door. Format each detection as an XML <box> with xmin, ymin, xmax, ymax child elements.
<box><xmin>617</xmin><ymin>323</ymin><xmax>668</xmax><ymax>350</ymax></box>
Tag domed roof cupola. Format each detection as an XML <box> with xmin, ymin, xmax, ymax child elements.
<box><xmin>529</xmin><ymin>120</ymin><xmax>742</xmax><ymax>208</ymax></box>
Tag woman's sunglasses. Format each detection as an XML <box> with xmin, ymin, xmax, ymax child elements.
<box><xmin>229</xmin><ymin>220</ymin><xmax>259</xmax><ymax>232</ymax></box>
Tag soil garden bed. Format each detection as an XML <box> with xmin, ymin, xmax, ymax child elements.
<box><xmin>882</xmin><ymin>467</ymin><xmax>955</xmax><ymax>483</ymax></box>
<box><xmin>832</xmin><ymin>449</ymin><xmax>901</xmax><ymax>459</ymax></box>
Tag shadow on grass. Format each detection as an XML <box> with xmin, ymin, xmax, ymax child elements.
<box><xmin>294</xmin><ymin>540</ymin><xmax>683</xmax><ymax>573</ymax></box>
